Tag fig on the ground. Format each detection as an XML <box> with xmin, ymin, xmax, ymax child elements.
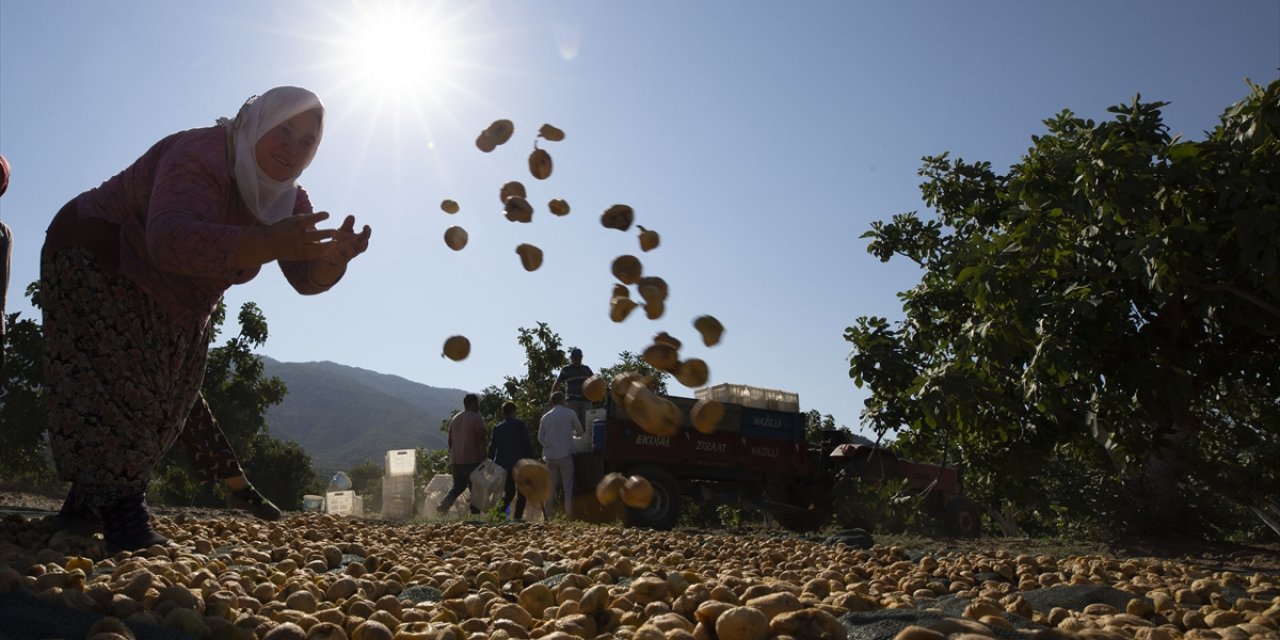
<box><xmin>504</xmin><ymin>196</ymin><xmax>533</xmax><ymax>223</ymax></box>
<box><xmin>691</xmin><ymin>399</ymin><xmax>724</xmax><ymax>434</ymax></box>
<box><xmin>538</xmin><ymin>124</ymin><xmax>566</xmax><ymax>141</ymax></box>
<box><xmin>548</xmin><ymin>199</ymin><xmax>570</xmax><ymax>216</ymax></box>
<box><xmin>516</xmin><ymin>244</ymin><xmax>543</xmax><ymax>271</ymax></box>
<box><xmin>637</xmin><ymin>225</ymin><xmax>660</xmax><ymax>252</ymax></box>
<box><xmin>442</xmin><ymin>335</ymin><xmax>471</xmax><ymax>361</ymax></box>
<box><xmin>529</xmin><ymin>148</ymin><xmax>553</xmax><ymax>180</ymax></box>
<box><xmin>694</xmin><ymin>315</ymin><xmax>725</xmax><ymax>347</ymax></box>
<box><xmin>611</xmin><ymin>255</ymin><xmax>643</xmax><ymax>285</ymax></box>
<box><xmin>601</xmin><ymin>204</ymin><xmax>634</xmax><ymax>231</ymax></box>
<box><xmin>440</xmin><ymin>199</ymin><xmax>459</xmax><ymax>214</ymax></box>
<box><xmin>444</xmin><ymin>226</ymin><xmax>468</xmax><ymax>251</ymax></box>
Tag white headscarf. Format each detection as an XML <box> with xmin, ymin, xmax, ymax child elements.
<box><xmin>218</xmin><ymin>86</ymin><xmax>324</xmax><ymax>224</ymax></box>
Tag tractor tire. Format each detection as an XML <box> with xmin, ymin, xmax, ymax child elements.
<box><xmin>944</xmin><ymin>495</ymin><xmax>982</xmax><ymax>538</ymax></box>
<box><xmin>623</xmin><ymin>465</ymin><xmax>681</xmax><ymax>530</ymax></box>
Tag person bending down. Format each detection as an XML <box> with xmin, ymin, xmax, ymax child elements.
<box><xmin>40</xmin><ymin>86</ymin><xmax>371</xmax><ymax>551</ymax></box>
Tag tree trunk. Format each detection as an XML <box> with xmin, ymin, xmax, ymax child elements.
<box><xmin>1139</xmin><ymin>399</ymin><xmax>1200</xmax><ymax>534</ymax></box>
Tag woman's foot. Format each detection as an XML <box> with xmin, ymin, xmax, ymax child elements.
<box><xmin>227</xmin><ymin>484</ymin><xmax>282</xmax><ymax>521</ymax></box>
<box><xmin>47</xmin><ymin>485</ymin><xmax>102</xmax><ymax>535</ymax></box>
<box><xmin>101</xmin><ymin>493</ymin><xmax>169</xmax><ymax>552</ymax></box>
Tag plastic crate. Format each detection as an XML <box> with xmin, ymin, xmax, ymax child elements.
<box><xmin>385</xmin><ymin>449</ymin><xmax>417</xmax><ymax>477</ymax></box>
<box><xmin>326</xmin><ymin>491</ymin><xmax>355</xmax><ymax>516</ymax></box>
<box><xmin>695</xmin><ymin>383</ymin><xmax>799</xmax><ymax>413</ymax></box>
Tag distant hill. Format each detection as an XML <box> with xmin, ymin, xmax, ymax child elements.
<box><xmin>261</xmin><ymin>358</ymin><xmax>469</xmax><ymax>472</ymax></box>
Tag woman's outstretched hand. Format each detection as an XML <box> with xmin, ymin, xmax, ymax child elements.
<box><xmin>236</xmin><ymin>212</ymin><xmax>371</xmax><ymax>275</ymax></box>
<box><xmin>323</xmin><ymin>214</ymin><xmax>372</xmax><ymax>266</ymax></box>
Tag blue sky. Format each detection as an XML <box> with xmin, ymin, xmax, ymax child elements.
<box><xmin>1</xmin><ymin>1</ymin><xmax>1277</xmax><ymax>437</ymax></box>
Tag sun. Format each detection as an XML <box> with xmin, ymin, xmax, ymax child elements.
<box><xmin>317</xmin><ymin>0</ymin><xmax>474</xmax><ymax>115</ymax></box>
<box><xmin>346</xmin><ymin>7</ymin><xmax>450</xmax><ymax>96</ymax></box>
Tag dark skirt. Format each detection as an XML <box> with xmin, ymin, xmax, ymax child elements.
<box><xmin>41</xmin><ymin>245</ymin><xmax>242</xmax><ymax>511</ymax></box>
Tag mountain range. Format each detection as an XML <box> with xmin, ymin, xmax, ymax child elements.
<box><xmin>260</xmin><ymin>357</ymin><xmax>469</xmax><ymax>472</ymax></box>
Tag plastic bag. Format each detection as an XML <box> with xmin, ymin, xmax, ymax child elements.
<box><xmin>469</xmin><ymin>460</ymin><xmax>507</xmax><ymax>512</ymax></box>
<box><xmin>327</xmin><ymin>471</ymin><xmax>353</xmax><ymax>492</ymax></box>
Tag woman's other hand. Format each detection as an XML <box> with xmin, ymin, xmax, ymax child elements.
<box><xmin>236</xmin><ymin>211</ymin><xmax>336</xmax><ymax>268</ymax></box>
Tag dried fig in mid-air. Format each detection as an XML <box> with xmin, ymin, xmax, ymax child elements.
<box><xmin>444</xmin><ymin>226</ymin><xmax>469</xmax><ymax>251</ymax></box>
<box><xmin>538</xmin><ymin>123</ymin><xmax>566</xmax><ymax>142</ymax></box>
<box><xmin>548</xmin><ymin>198</ymin><xmax>570</xmax><ymax>216</ymax></box>
<box><xmin>443</xmin><ymin>335</ymin><xmax>471</xmax><ymax>361</ymax></box>
<box><xmin>609</xmin><ymin>296</ymin><xmax>638</xmax><ymax>323</ymax></box>
<box><xmin>515</xmin><ymin>243</ymin><xmax>543</xmax><ymax>271</ymax></box>
<box><xmin>582</xmin><ymin>375</ymin><xmax>607</xmax><ymax>403</ymax></box>
<box><xmin>691</xmin><ymin>398</ymin><xmax>725</xmax><ymax>434</ymax></box>
<box><xmin>611</xmin><ymin>255</ymin><xmax>643</xmax><ymax>285</ymax></box>
<box><xmin>653</xmin><ymin>331</ymin><xmax>681</xmax><ymax>351</ymax></box>
<box><xmin>500</xmin><ymin>180</ymin><xmax>527</xmax><ymax>203</ymax></box>
<box><xmin>637</xmin><ymin>276</ymin><xmax>668</xmax><ymax>305</ymax></box>
<box><xmin>596</xmin><ymin>472</ymin><xmax>626</xmax><ymax>505</ymax></box>
<box><xmin>611</xmin><ymin>371</ymin><xmax>645</xmax><ymax>406</ymax></box>
<box><xmin>675</xmin><ymin>358</ymin><xmax>709</xmax><ymax>388</ymax></box>
<box><xmin>504</xmin><ymin>196</ymin><xmax>533</xmax><ymax>223</ymax></box>
<box><xmin>601</xmin><ymin>204</ymin><xmax>634</xmax><ymax>231</ymax></box>
<box><xmin>612</xmin><ymin>284</ymin><xmax>630</xmax><ymax>298</ymax></box>
<box><xmin>485</xmin><ymin>119</ymin><xmax>515</xmax><ymax>146</ymax></box>
<box><xmin>637</xmin><ymin>225</ymin><xmax>660</xmax><ymax>252</ymax></box>
<box><xmin>694</xmin><ymin>315</ymin><xmax>725</xmax><ymax>347</ymax></box>
<box><xmin>642</xmin><ymin>343</ymin><xmax>679</xmax><ymax>373</ymax></box>
<box><xmin>475</xmin><ymin>132</ymin><xmax>497</xmax><ymax>153</ymax></box>
<box><xmin>440</xmin><ymin>199</ymin><xmax>460</xmax><ymax>214</ymax></box>
<box><xmin>621</xmin><ymin>475</ymin><xmax>655</xmax><ymax>508</ymax></box>
<box><xmin>644</xmin><ymin>299</ymin><xmax>665</xmax><ymax>320</ymax></box>
<box><xmin>625</xmin><ymin>385</ymin><xmax>679</xmax><ymax>437</ymax></box>
<box><xmin>528</xmin><ymin>147</ymin><xmax>553</xmax><ymax>180</ymax></box>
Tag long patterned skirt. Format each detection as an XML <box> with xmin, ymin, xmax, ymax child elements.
<box><xmin>41</xmin><ymin>245</ymin><xmax>243</xmax><ymax>512</ymax></box>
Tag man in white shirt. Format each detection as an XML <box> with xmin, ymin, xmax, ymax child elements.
<box><xmin>538</xmin><ymin>391</ymin><xmax>583</xmax><ymax>519</ymax></box>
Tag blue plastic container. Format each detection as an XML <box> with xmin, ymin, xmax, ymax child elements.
<box><xmin>592</xmin><ymin>419</ymin><xmax>606</xmax><ymax>452</ymax></box>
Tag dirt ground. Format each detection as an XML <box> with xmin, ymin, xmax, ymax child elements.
<box><xmin>3</xmin><ymin>488</ymin><xmax>1276</xmax><ymax>575</ymax></box>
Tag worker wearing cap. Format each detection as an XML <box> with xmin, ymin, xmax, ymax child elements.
<box><xmin>550</xmin><ymin>347</ymin><xmax>594</xmax><ymax>427</ymax></box>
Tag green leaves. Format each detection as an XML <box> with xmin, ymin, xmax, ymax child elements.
<box><xmin>846</xmin><ymin>79</ymin><xmax>1280</xmax><ymax>537</ymax></box>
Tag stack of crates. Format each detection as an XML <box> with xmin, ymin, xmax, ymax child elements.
<box><xmin>382</xmin><ymin>449</ymin><xmax>417</xmax><ymax>520</ymax></box>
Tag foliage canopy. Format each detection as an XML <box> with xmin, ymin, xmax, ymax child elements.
<box><xmin>846</xmin><ymin>80</ymin><xmax>1280</xmax><ymax>537</ymax></box>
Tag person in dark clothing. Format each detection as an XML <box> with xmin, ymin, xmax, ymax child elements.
<box><xmin>488</xmin><ymin>400</ymin><xmax>534</xmax><ymax>520</ymax></box>
<box><xmin>550</xmin><ymin>347</ymin><xmax>594</xmax><ymax>426</ymax></box>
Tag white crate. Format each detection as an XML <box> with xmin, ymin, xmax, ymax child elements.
<box><xmin>695</xmin><ymin>383</ymin><xmax>799</xmax><ymax>412</ymax></box>
<box><xmin>352</xmin><ymin>495</ymin><xmax>364</xmax><ymax>518</ymax></box>
<box><xmin>385</xmin><ymin>449</ymin><xmax>417</xmax><ymax>477</ymax></box>
<box><xmin>326</xmin><ymin>491</ymin><xmax>355</xmax><ymax>516</ymax></box>
<box><xmin>382</xmin><ymin>474</ymin><xmax>416</xmax><ymax>520</ymax></box>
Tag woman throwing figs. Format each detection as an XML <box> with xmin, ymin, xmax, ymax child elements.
<box><xmin>40</xmin><ymin>86</ymin><xmax>371</xmax><ymax>551</ymax></box>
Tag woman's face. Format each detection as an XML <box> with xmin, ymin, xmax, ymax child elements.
<box><xmin>254</xmin><ymin>110</ymin><xmax>321</xmax><ymax>181</ymax></box>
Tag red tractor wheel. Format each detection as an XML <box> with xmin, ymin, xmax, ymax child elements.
<box><xmin>944</xmin><ymin>495</ymin><xmax>982</xmax><ymax>538</ymax></box>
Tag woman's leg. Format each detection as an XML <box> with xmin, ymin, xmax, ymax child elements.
<box><xmin>42</xmin><ymin>247</ymin><xmax>206</xmax><ymax>549</ymax></box>
<box><xmin>178</xmin><ymin>395</ymin><xmax>281</xmax><ymax>520</ymax></box>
